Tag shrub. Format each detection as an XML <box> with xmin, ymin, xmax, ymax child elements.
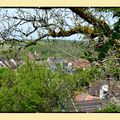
<box><xmin>99</xmin><ymin>103</ymin><xmax>120</xmax><ymax>112</ymax></box>
<box><xmin>0</xmin><ymin>59</ymin><xmax>119</xmax><ymax>112</ymax></box>
<box><xmin>0</xmin><ymin>62</ymin><xmax>77</xmax><ymax>112</ymax></box>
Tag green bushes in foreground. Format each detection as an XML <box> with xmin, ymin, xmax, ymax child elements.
<box><xmin>0</xmin><ymin>60</ymin><xmax>119</xmax><ymax>112</ymax></box>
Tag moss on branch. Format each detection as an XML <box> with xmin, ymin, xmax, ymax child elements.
<box><xmin>50</xmin><ymin>26</ymin><xmax>100</xmax><ymax>38</ymax></box>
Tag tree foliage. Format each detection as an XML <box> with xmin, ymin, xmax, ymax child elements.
<box><xmin>0</xmin><ymin>60</ymin><xmax>109</xmax><ymax>112</ymax></box>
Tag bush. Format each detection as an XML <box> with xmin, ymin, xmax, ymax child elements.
<box><xmin>0</xmin><ymin>61</ymin><xmax>77</xmax><ymax>112</ymax></box>
<box><xmin>0</xmin><ymin>59</ymin><xmax>118</xmax><ymax>112</ymax></box>
<box><xmin>99</xmin><ymin>103</ymin><xmax>120</xmax><ymax>112</ymax></box>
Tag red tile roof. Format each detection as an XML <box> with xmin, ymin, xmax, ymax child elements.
<box><xmin>72</xmin><ymin>59</ymin><xmax>91</xmax><ymax>69</ymax></box>
<box><xmin>75</xmin><ymin>93</ymin><xmax>99</xmax><ymax>102</ymax></box>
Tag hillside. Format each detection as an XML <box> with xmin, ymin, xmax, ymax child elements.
<box><xmin>0</xmin><ymin>39</ymin><xmax>98</xmax><ymax>62</ymax></box>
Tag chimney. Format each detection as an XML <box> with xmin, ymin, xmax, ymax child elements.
<box><xmin>99</xmin><ymin>84</ymin><xmax>109</xmax><ymax>99</ymax></box>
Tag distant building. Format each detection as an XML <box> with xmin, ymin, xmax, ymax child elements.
<box><xmin>47</xmin><ymin>57</ymin><xmax>66</xmax><ymax>70</ymax></box>
<box><xmin>47</xmin><ymin>57</ymin><xmax>65</xmax><ymax>64</ymax></box>
<box><xmin>47</xmin><ymin>57</ymin><xmax>54</xmax><ymax>64</ymax></box>
<box><xmin>9</xmin><ymin>58</ymin><xmax>17</xmax><ymax>69</ymax></box>
<box><xmin>28</xmin><ymin>51</ymin><xmax>40</xmax><ymax>61</ymax></box>
<box><xmin>0</xmin><ymin>61</ymin><xmax>6</xmax><ymax>67</ymax></box>
<box><xmin>47</xmin><ymin>57</ymin><xmax>92</xmax><ymax>73</ymax></box>
<box><xmin>0</xmin><ymin>57</ymin><xmax>23</xmax><ymax>69</ymax></box>
<box><xmin>71</xmin><ymin>59</ymin><xmax>91</xmax><ymax>69</ymax></box>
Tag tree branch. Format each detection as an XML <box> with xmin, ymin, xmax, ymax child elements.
<box><xmin>49</xmin><ymin>26</ymin><xmax>100</xmax><ymax>39</ymax></box>
<box><xmin>70</xmin><ymin>8</ymin><xmax>112</xmax><ymax>37</ymax></box>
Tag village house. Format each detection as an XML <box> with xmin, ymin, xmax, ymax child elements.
<box><xmin>71</xmin><ymin>59</ymin><xmax>91</xmax><ymax>69</ymax></box>
<box><xmin>47</xmin><ymin>57</ymin><xmax>92</xmax><ymax>73</ymax></box>
<box><xmin>0</xmin><ymin>57</ymin><xmax>23</xmax><ymax>69</ymax></box>
<box><xmin>47</xmin><ymin>57</ymin><xmax>66</xmax><ymax>64</ymax></box>
<box><xmin>28</xmin><ymin>51</ymin><xmax>41</xmax><ymax>61</ymax></box>
<box><xmin>47</xmin><ymin>57</ymin><xmax>69</xmax><ymax>71</ymax></box>
<box><xmin>75</xmin><ymin>93</ymin><xmax>99</xmax><ymax>102</ymax></box>
<box><xmin>73</xmin><ymin>76</ymin><xmax>120</xmax><ymax>112</ymax></box>
<box><xmin>0</xmin><ymin>61</ymin><xmax>6</xmax><ymax>67</ymax></box>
